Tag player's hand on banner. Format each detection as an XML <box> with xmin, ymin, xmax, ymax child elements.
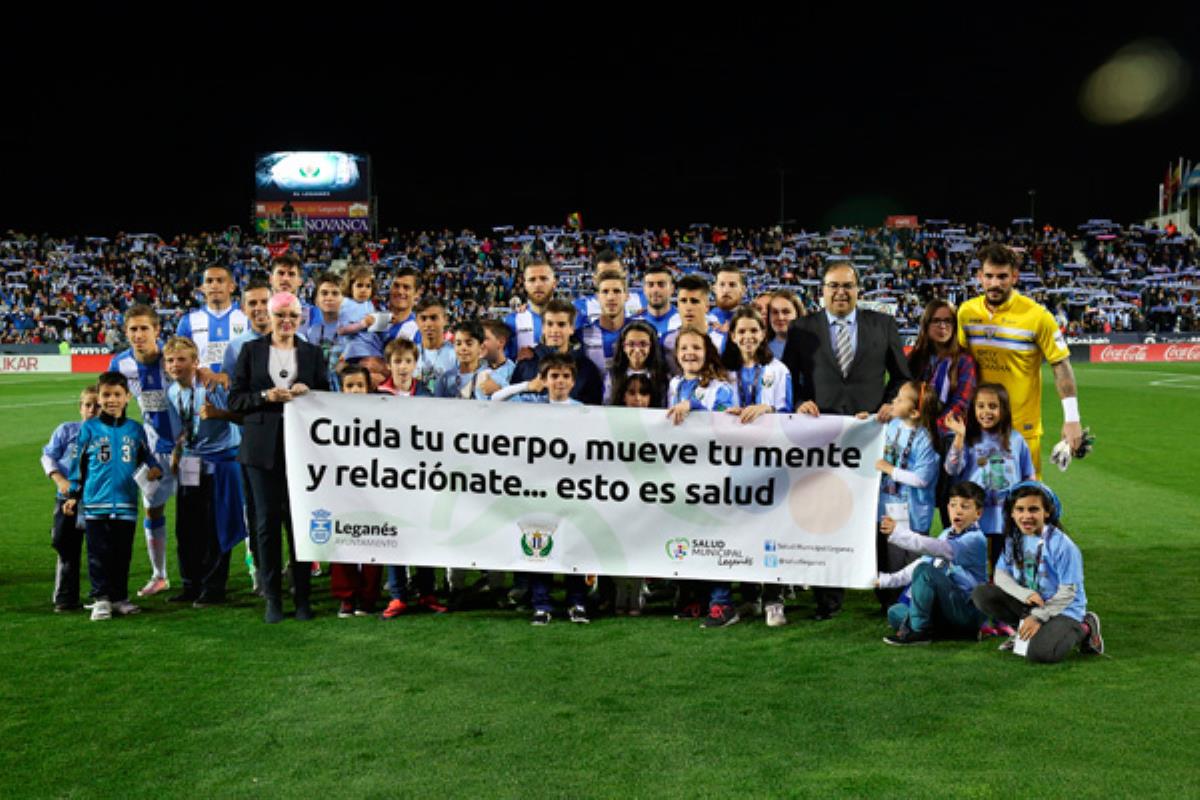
<box><xmin>290</xmin><ymin>383</ymin><xmax>310</xmax><ymax>397</ymax></box>
<box><xmin>796</xmin><ymin>401</ymin><xmax>820</xmax><ymax>417</ymax></box>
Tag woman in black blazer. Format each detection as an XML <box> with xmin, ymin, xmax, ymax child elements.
<box><xmin>230</xmin><ymin>292</ymin><xmax>329</xmax><ymax>623</ymax></box>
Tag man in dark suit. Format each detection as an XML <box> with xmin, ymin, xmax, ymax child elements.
<box><xmin>782</xmin><ymin>261</ymin><xmax>912</xmax><ymax>620</ymax></box>
<box><xmin>229</xmin><ymin>292</ymin><xmax>329</xmax><ymax>623</ymax></box>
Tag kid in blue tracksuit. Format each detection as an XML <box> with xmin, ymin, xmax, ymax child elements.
<box><xmin>41</xmin><ymin>385</ymin><xmax>99</xmax><ymax>611</ymax></box>
<box><xmin>65</xmin><ymin>371</ymin><xmax>163</xmax><ymax>621</ymax></box>
<box><xmin>878</xmin><ymin>481</ymin><xmax>989</xmax><ymax>645</ymax></box>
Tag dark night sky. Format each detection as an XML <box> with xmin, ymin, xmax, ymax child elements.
<box><xmin>2</xmin><ymin>5</ymin><xmax>1196</xmax><ymax>235</ymax></box>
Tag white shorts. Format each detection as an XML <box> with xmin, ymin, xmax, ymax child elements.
<box><xmin>142</xmin><ymin>451</ymin><xmax>179</xmax><ymax>510</ymax></box>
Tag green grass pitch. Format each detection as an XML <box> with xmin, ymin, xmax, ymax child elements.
<box><xmin>1</xmin><ymin>364</ymin><xmax>1197</xmax><ymax>798</ymax></box>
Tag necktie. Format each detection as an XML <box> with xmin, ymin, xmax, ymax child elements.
<box><xmin>834</xmin><ymin>319</ymin><xmax>853</xmax><ymax>377</ymax></box>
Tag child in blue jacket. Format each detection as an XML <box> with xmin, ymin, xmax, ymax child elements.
<box><xmin>65</xmin><ymin>372</ymin><xmax>162</xmax><ymax>621</ymax></box>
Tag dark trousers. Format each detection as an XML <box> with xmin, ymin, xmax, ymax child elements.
<box><xmin>531</xmin><ymin>572</ymin><xmax>586</xmax><ymax>613</ymax></box>
<box><xmin>176</xmin><ymin>473</ymin><xmax>232</xmax><ymax>600</ymax></box>
<box><xmin>51</xmin><ymin>500</ymin><xmax>86</xmax><ymax>606</ymax></box>
<box><xmin>244</xmin><ymin>462</ymin><xmax>309</xmax><ymax>608</ymax></box>
<box><xmin>971</xmin><ymin>584</ymin><xmax>1085</xmax><ymax>664</ymax></box>
<box><xmin>813</xmin><ymin>586</ymin><xmax>843</xmax><ymax>616</ymax></box>
<box><xmin>85</xmin><ymin>518</ymin><xmax>135</xmax><ymax>602</ymax></box>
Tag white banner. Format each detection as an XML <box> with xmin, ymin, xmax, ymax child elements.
<box><xmin>0</xmin><ymin>354</ymin><xmax>72</xmax><ymax>373</ymax></box>
<box><xmin>284</xmin><ymin>393</ymin><xmax>885</xmax><ymax>588</ymax></box>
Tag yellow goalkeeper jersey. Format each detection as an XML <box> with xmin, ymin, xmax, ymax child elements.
<box><xmin>957</xmin><ymin>290</ymin><xmax>1071</xmax><ymax>438</ymax></box>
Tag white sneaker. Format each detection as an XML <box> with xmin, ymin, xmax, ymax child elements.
<box><xmin>765</xmin><ymin>603</ymin><xmax>789</xmax><ymax>627</ymax></box>
<box><xmin>91</xmin><ymin>599</ymin><xmax>112</xmax><ymax>621</ymax></box>
<box><xmin>112</xmin><ymin>600</ymin><xmax>141</xmax><ymax>616</ymax></box>
<box><xmin>137</xmin><ymin>577</ymin><xmax>169</xmax><ymax>597</ymax></box>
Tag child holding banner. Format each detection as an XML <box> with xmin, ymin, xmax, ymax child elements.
<box><xmin>493</xmin><ymin>353</ymin><xmax>589</xmax><ymax>624</ymax></box>
<box><xmin>329</xmin><ymin>366</ymin><xmax>384</xmax><ymax>618</ymax></box>
<box><xmin>720</xmin><ymin>307</ymin><xmax>795</xmax><ymax>627</ymax></box>
<box><xmin>665</xmin><ymin>326</ymin><xmax>737</xmax><ymax>627</ymax></box>
<box><xmin>666</xmin><ymin>326</ymin><xmax>735</xmax><ymax>426</ymax></box>
<box><xmin>971</xmin><ymin>482</ymin><xmax>1104</xmax><ymax>661</ymax></box>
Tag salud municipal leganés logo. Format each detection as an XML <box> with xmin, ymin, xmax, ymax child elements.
<box><xmin>310</xmin><ymin>509</ymin><xmax>333</xmax><ymax>545</ymax></box>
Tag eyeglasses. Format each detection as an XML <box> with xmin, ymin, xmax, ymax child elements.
<box><xmin>929</xmin><ymin>317</ymin><xmax>955</xmax><ymax>327</ymax></box>
<box><xmin>624</xmin><ymin>341</ymin><xmax>651</xmax><ymax>350</ymax></box>
<box><xmin>823</xmin><ymin>282</ymin><xmax>858</xmax><ymax>292</ymax></box>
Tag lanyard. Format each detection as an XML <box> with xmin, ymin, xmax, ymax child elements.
<box><xmin>738</xmin><ymin>366</ymin><xmax>762</xmax><ymax>408</ymax></box>
<box><xmin>177</xmin><ymin>387</ymin><xmax>199</xmax><ymax>447</ymax></box>
<box><xmin>887</xmin><ymin>425</ymin><xmax>916</xmax><ymax>470</ymax></box>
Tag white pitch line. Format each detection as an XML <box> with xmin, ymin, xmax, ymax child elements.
<box><xmin>0</xmin><ymin>399</ymin><xmax>77</xmax><ymax>409</ymax></box>
<box><xmin>0</xmin><ymin>375</ymin><xmax>92</xmax><ymax>385</ymax></box>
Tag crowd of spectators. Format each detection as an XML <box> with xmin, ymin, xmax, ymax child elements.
<box><xmin>2</xmin><ymin>219</ymin><xmax>1197</xmax><ymax>347</ymax></box>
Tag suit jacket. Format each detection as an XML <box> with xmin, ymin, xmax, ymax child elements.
<box><xmin>229</xmin><ymin>336</ymin><xmax>330</xmax><ymax>469</ymax></box>
<box><xmin>782</xmin><ymin>308</ymin><xmax>911</xmax><ymax>415</ymax></box>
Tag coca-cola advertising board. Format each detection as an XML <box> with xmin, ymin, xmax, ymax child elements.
<box><xmin>1090</xmin><ymin>344</ymin><xmax>1200</xmax><ymax>363</ymax></box>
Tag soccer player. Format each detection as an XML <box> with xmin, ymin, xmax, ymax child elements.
<box><xmin>579</xmin><ymin>269</ymin><xmax>640</xmax><ymax>375</ymax></box>
<box><xmin>709</xmin><ymin>264</ymin><xmax>746</xmax><ymax>332</ymax></box>
<box><xmin>109</xmin><ymin>304</ymin><xmax>181</xmax><ymax>597</ymax></box>
<box><xmin>221</xmin><ymin>280</ymin><xmax>273</xmax><ymax>375</ymax></box>
<box><xmin>504</xmin><ymin>256</ymin><xmax>556</xmax><ymax>360</ymax></box>
<box><xmin>64</xmin><ymin>371</ymin><xmax>163</xmax><ymax>621</ymax></box>
<box><xmin>958</xmin><ymin>243</ymin><xmax>1084</xmax><ymax>476</ymax></box>
<box><xmin>641</xmin><ymin>264</ymin><xmax>681</xmax><ymax>343</ymax></box>
<box><xmin>665</xmin><ymin>274</ymin><xmax>726</xmax><ymax>360</ymax></box>
<box><xmin>42</xmin><ymin>385</ymin><xmax>100</xmax><ymax>612</ymax></box>
<box><xmin>380</xmin><ymin>267</ymin><xmax>422</xmax><ymax>344</ymax></box>
<box><xmin>175</xmin><ymin>264</ymin><xmax>249</xmax><ymax>372</ymax></box>
<box><xmin>573</xmin><ymin>250</ymin><xmax>646</xmax><ymax>327</ymax></box>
